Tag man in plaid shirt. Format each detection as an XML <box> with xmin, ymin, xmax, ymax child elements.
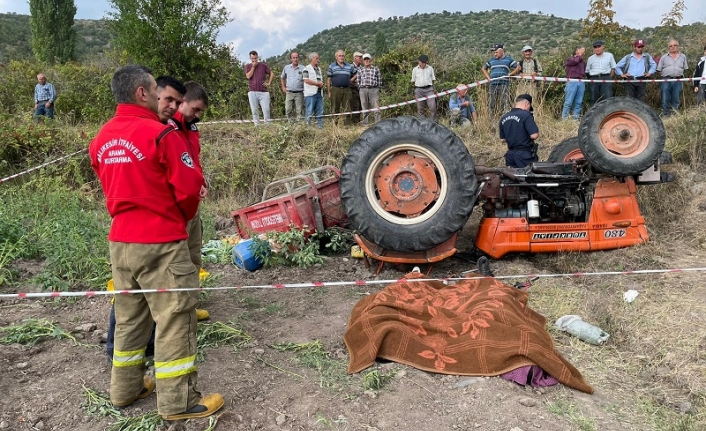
<box><xmin>34</xmin><ymin>73</ymin><xmax>56</xmax><ymax>120</ymax></box>
<box><xmin>357</xmin><ymin>53</ymin><xmax>383</xmax><ymax>125</ymax></box>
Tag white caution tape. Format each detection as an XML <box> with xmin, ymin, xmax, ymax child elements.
<box><xmin>2</xmin><ymin>267</ymin><xmax>705</xmax><ymax>300</ymax></box>
<box><xmin>510</xmin><ymin>75</ymin><xmax>705</xmax><ymax>84</ymax></box>
<box><xmin>0</xmin><ymin>148</ymin><xmax>87</xmax><ymax>184</ymax></box>
<box><xmin>199</xmin><ymin>77</ymin><xmax>499</xmax><ymax>126</ymax></box>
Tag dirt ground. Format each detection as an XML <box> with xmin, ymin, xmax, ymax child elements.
<box><xmin>1</xmin><ymin>204</ymin><xmax>705</xmax><ymax>431</ymax></box>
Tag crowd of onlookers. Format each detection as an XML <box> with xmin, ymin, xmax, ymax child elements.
<box><xmin>236</xmin><ymin>39</ymin><xmax>706</xmax><ymax>129</ymax></box>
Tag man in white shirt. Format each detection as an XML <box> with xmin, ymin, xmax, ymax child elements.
<box><xmin>585</xmin><ymin>40</ymin><xmax>616</xmax><ymax>105</ymax></box>
<box><xmin>411</xmin><ymin>54</ymin><xmax>437</xmax><ymax>121</ymax></box>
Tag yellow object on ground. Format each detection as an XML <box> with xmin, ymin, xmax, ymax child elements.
<box><xmin>351</xmin><ymin>245</ymin><xmax>364</xmax><ymax>259</ymax></box>
<box><xmin>196</xmin><ymin>309</ymin><xmax>210</xmax><ymax>321</ymax></box>
<box><xmin>161</xmin><ymin>393</ymin><xmax>225</xmax><ymax>420</ymax></box>
<box><xmin>199</xmin><ymin>268</ymin><xmax>210</xmax><ymax>282</ymax></box>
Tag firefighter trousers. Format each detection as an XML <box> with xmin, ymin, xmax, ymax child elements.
<box><xmin>109</xmin><ymin>240</ymin><xmax>201</xmax><ymax>416</ymax></box>
<box><xmin>186</xmin><ymin>206</ymin><xmax>203</xmax><ymax>268</ymax></box>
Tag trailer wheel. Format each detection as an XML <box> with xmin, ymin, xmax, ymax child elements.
<box><xmin>340</xmin><ymin>116</ymin><xmax>477</xmax><ymax>252</ymax></box>
<box><xmin>547</xmin><ymin>136</ymin><xmax>584</xmax><ymax>163</ymax></box>
<box><xmin>578</xmin><ymin>97</ymin><xmax>665</xmax><ymax>176</ymax></box>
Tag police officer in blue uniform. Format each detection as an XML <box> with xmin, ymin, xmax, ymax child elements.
<box><xmin>499</xmin><ymin>94</ymin><xmax>540</xmax><ymax>168</ymax></box>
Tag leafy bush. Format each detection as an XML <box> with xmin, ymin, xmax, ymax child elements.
<box><xmin>0</xmin><ymin>181</ymin><xmax>110</xmax><ymax>290</ymax></box>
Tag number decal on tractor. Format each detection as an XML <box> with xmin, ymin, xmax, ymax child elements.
<box><xmin>604</xmin><ymin>229</ymin><xmax>627</xmax><ymax>238</ymax></box>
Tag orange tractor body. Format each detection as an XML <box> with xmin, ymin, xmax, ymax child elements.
<box><xmin>475</xmin><ymin>177</ymin><xmax>647</xmax><ymax>259</ymax></box>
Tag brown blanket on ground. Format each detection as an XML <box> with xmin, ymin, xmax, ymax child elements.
<box><xmin>344</xmin><ymin>272</ymin><xmax>593</xmax><ymax>393</ymax></box>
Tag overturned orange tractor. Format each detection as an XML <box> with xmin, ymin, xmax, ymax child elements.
<box><xmin>339</xmin><ymin>97</ymin><xmax>672</xmax><ymax>261</ymax></box>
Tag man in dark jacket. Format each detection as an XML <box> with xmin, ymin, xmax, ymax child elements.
<box><xmin>499</xmin><ymin>94</ymin><xmax>539</xmax><ymax>168</ymax></box>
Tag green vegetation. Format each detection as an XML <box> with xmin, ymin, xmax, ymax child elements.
<box><xmin>83</xmin><ymin>385</ymin><xmax>163</xmax><ymax>431</ymax></box>
<box><xmin>107</xmin><ymin>0</ymin><xmax>233</xmax><ymax>85</ymax></box>
<box><xmin>362</xmin><ymin>368</ymin><xmax>398</xmax><ymax>391</ymax></box>
<box><xmin>0</xmin><ymin>180</ymin><xmax>110</xmax><ymax>291</ymax></box>
<box><xmin>0</xmin><ymin>13</ymin><xmax>111</xmax><ymax>63</ymax></box>
<box><xmin>0</xmin><ymin>318</ymin><xmax>77</xmax><ymax>345</ymax></box>
<box><xmin>272</xmin><ymin>341</ymin><xmax>351</xmax><ymax>389</ymax></box>
<box><xmin>196</xmin><ymin>320</ymin><xmax>251</xmax><ymax>361</ymax></box>
<box><xmin>29</xmin><ymin>0</ymin><xmax>77</xmax><ymax>64</ymax></box>
<box><xmin>250</xmin><ymin>226</ymin><xmax>355</xmax><ymax>268</ymax></box>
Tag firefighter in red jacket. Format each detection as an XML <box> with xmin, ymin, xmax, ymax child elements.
<box><xmin>169</xmin><ymin>81</ymin><xmax>210</xmax><ymax>272</ymax></box>
<box><xmin>89</xmin><ymin>65</ymin><xmax>223</xmax><ymax>420</ymax></box>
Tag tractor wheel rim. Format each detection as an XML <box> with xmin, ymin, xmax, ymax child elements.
<box><xmin>563</xmin><ymin>148</ymin><xmax>584</xmax><ymax>162</ymax></box>
<box><xmin>598</xmin><ymin>111</ymin><xmax>650</xmax><ymax>158</ymax></box>
<box><xmin>365</xmin><ymin>143</ymin><xmax>446</xmax><ymax>225</ymax></box>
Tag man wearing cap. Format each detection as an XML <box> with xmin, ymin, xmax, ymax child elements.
<box><xmin>586</xmin><ymin>40</ymin><xmax>617</xmax><ymax>105</ymax></box>
<box><xmin>357</xmin><ymin>53</ymin><xmax>383</xmax><ymax>125</ymax></box>
<box><xmin>327</xmin><ymin>49</ymin><xmax>357</xmax><ymax>125</ymax></box>
<box><xmin>616</xmin><ymin>39</ymin><xmax>656</xmax><ymax>101</ymax></box>
<box><xmin>482</xmin><ymin>44</ymin><xmax>521</xmax><ymax>118</ymax></box>
<box><xmin>449</xmin><ymin>84</ymin><xmax>477</xmax><ymax>127</ymax></box>
<box><xmin>280</xmin><ymin>52</ymin><xmax>305</xmax><ymax>122</ymax></box>
<box><xmin>411</xmin><ymin>54</ymin><xmax>437</xmax><ymax>121</ymax></box>
<box><xmin>693</xmin><ymin>46</ymin><xmax>706</xmax><ymax>105</ymax></box>
<box><xmin>350</xmin><ymin>52</ymin><xmax>364</xmax><ymax>124</ymax></box>
<box><xmin>499</xmin><ymin>94</ymin><xmax>539</xmax><ymax>169</ymax></box>
<box><xmin>518</xmin><ymin>45</ymin><xmax>543</xmax><ymax>100</ymax></box>
<box><xmin>657</xmin><ymin>39</ymin><xmax>688</xmax><ymax>116</ymax></box>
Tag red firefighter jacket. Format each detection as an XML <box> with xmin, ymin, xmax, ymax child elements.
<box><xmin>89</xmin><ymin>104</ymin><xmax>203</xmax><ymax>243</ymax></box>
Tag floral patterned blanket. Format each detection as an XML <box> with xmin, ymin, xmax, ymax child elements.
<box><xmin>344</xmin><ymin>272</ymin><xmax>593</xmax><ymax>393</ymax></box>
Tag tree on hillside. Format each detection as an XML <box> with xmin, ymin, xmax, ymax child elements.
<box><xmin>581</xmin><ymin>0</ymin><xmax>632</xmax><ymax>48</ymax></box>
<box><xmin>107</xmin><ymin>0</ymin><xmax>232</xmax><ymax>81</ymax></box>
<box><xmin>374</xmin><ymin>31</ymin><xmax>389</xmax><ymax>56</ymax></box>
<box><xmin>581</xmin><ymin>0</ymin><xmax>620</xmax><ymax>42</ymax></box>
<box><xmin>29</xmin><ymin>0</ymin><xmax>77</xmax><ymax>64</ymax></box>
<box><xmin>656</xmin><ymin>0</ymin><xmax>687</xmax><ymax>41</ymax></box>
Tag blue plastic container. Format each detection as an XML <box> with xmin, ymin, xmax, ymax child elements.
<box><xmin>233</xmin><ymin>239</ymin><xmax>265</xmax><ymax>271</ymax></box>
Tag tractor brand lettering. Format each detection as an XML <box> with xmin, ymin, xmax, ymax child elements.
<box><xmin>533</xmin><ymin>224</ymin><xmax>585</xmax><ymax>231</ymax></box>
<box><xmin>252</xmin><ymin>214</ymin><xmax>284</xmax><ymax>228</ymax></box>
<box><xmin>592</xmin><ymin>223</ymin><xmax>608</xmax><ymax>229</ymax></box>
<box><xmin>532</xmin><ymin>232</ymin><xmax>588</xmax><ymax>240</ymax></box>
<box><xmin>604</xmin><ymin>229</ymin><xmax>627</xmax><ymax>238</ymax></box>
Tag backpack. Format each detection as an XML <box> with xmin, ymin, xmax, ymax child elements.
<box><xmin>622</xmin><ymin>54</ymin><xmax>652</xmax><ymax>75</ymax></box>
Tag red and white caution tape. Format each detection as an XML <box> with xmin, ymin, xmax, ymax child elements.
<box><xmin>511</xmin><ymin>75</ymin><xmax>706</xmax><ymax>84</ymax></box>
<box><xmin>0</xmin><ymin>148</ymin><xmax>87</xmax><ymax>184</ymax></box>
<box><xmin>2</xmin><ymin>267</ymin><xmax>704</xmax><ymax>300</ymax></box>
<box><xmin>200</xmin><ymin>78</ymin><xmax>498</xmax><ymax>126</ymax></box>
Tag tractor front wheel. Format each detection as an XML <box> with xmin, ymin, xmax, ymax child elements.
<box><xmin>339</xmin><ymin>116</ymin><xmax>477</xmax><ymax>252</ymax></box>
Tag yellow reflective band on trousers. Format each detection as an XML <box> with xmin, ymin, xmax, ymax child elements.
<box><xmin>113</xmin><ymin>347</ymin><xmax>146</xmax><ymax>368</ymax></box>
<box><xmin>154</xmin><ymin>355</ymin><xmax>197</xmax><ymax>379</ymax></box>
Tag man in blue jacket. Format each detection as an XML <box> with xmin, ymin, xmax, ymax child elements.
<box><xmin>615</xmin><ymin>39</ymin><xmax>657</xmax><ymax>101</ymax></box>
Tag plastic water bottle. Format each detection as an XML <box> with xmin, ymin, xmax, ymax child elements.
<box><xmin>555</xmin><ymin>315</ymin><xmax>610</xmax><ymax>345</ymax></box>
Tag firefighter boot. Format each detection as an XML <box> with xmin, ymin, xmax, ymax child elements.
<box><xmin>112</xmin><ymin>375</ymin><xmax>155</xmax><ymax>407</ymax></box>
<box><xmin>162</xmin><ymin>393</ymin><xmax>225</xmax><ymax>420</ymax></box>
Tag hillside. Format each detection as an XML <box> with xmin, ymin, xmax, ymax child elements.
<box><xmin>0</xmin><ymin>13</ymin><xmax>111</xmax><ymax>63</ymax></box>
<box><xmin>271</xmin><ymin>9</ymin><xmax>582</xmax><ymax>63</ymax></box>
<box><xmin>271</xmin><ymin>9</ymin><xmax>706</xmax><ymax>65</ymax></box>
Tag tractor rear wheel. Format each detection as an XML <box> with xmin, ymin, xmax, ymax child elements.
<box><xmin>339</xmin><ymin>116</ymin><xmax>477</xmax><ymax>252</ymax></box>
<box><xmin>547</xmin><ymin>136</ymin><xmax>584</xmax><ymax>163</ymax></box>
<box><xmin>578</xmin><ymin>97</ymin><xmax>665</xmax><ymax>176</ymax></box>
